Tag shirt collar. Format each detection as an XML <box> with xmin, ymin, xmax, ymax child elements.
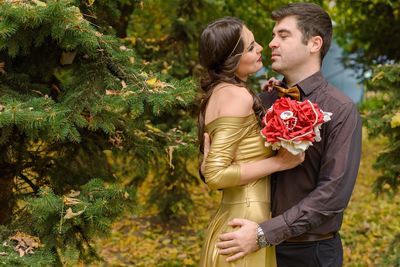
<box><xmin>282</xmin><ymin>71</ymin><xmax>327</xmax><ymax>96</ymax></box>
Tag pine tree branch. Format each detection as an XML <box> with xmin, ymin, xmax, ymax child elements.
<box><xmin>97</xmin><ymin>39</ymin><xmax>148</xmax><ymax>91</ymax></box>
<box><xmin>18</xmin><ymin>173</ymin><xmax>39</xmax><ymax>194</ymax></box>
<box><xmin>104</xmin><ymin>57</ymin><xmax>145</xmax><ymax>90</ymax></box>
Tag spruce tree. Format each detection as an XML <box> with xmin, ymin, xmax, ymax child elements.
<box><xmin>0</xmin><ymin>0</ymin><xmax>196</xmax><ymax>265</ymax></box>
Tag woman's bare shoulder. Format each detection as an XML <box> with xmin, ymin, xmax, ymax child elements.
<box><xmin>213</xmin><ymin>84</ymin><xmax>253</xmax><ymax>117</ymax></box>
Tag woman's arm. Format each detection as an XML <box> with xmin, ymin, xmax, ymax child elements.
<box><xmin>202</xmin><ymin>85</ymin><xmax>304</xmax><ymax>189</ymax></box>
<box><xmin>239</xmin><ymin>148</ymin><xmax>304</xmax><ymax>185</ymax></box>
<box><xmin>203</xmin><ymin>132</ymin><xmax>304</xmax><ymax>189</ymax></box>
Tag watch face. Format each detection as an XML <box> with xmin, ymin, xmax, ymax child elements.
<box><xmin>257</xmin><ymin>230</ymin><xmax>268</xmax><ymax>248</ymax></box>
<box><xmin>256</xmin><ymin>225</ymin><xmax>271</xmax><ymax>248</ymax></box>
<box><xmin>258</xmin><ymin>236</ymin><xmax>267</xmax><ymax>247</ymax></box>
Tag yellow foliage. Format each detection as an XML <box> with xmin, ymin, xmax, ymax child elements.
<box><xmin>371</xmin><ymin>70</ymin><xmax>385</xmax><ymax>82</ymax></box>
<box><xmin>91</xmin><ymin>127</ymin><xmax>399</xmax><ymax>266</ymax></box>
<box><xmin>145</xmin><ymin>77</ymin><xmax>157</xmax><ymax>86</ymax></box>
<box><xmin>390</xmin><ymin>112</ymin><xmax>400</xmax><ymax>128</ymax></box>
<box><xmin>341</xmin><ymin>128</ymin><xmax>399</xmax><ymax>266</ymax></box>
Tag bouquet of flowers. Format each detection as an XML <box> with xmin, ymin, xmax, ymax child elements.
<box><xmin>260</xmin><ymin>97</ymin><xmax>332</xmax><ymax>155</ymax></box>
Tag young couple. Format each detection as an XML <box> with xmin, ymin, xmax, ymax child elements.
<box><xmin>197</xmin><ymin>3</ymin><xmax>362</xmax><ymax>267</ymax></box>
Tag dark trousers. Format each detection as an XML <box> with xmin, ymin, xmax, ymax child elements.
<box><xmin>276</xmin><ymin>233</ymin><xmax>343</xmax><ymax>267</ymax></box>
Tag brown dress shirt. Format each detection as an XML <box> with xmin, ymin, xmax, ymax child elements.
<box><xmin>258</xmin><ymin>71</ymin><xmax>362</xmax><ymax>245</ymax></box>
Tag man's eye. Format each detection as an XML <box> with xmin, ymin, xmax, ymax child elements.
<box><xmin>248</xmin><ymin>45</ymin><xmax>254</xmax><ymax>51</ymax></box>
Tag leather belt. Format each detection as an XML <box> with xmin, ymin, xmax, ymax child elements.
<box><xmin>286</xmin><ymin>233</ymin><xmax>335</xmax><ymax>243</ymax></box>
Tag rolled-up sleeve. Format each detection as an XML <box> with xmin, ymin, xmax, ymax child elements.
<box><xmin>203</xmin><ymin>126</ymin><xmax>248</xmax><ymax>190</ymax></box>
<box><xmin>261</xmin><ymin>103</ymin><xmax>362</xmax><ymax>244</ymax></box>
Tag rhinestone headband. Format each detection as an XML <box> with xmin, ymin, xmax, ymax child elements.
<box><xmin>228</xmin><ymin>34</ymin><xmax>243</xmax><ymax>57</ymax></box>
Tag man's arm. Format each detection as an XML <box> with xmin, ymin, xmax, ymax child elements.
<box><xmin>217</xmin><ymin>102</ymin><xmax>362</xmax><ymax>261</ymax></box>
<box><xmin>261</xmin><ymin>103</ymin><xmax>362</xmax><ymax>244</ymax></box>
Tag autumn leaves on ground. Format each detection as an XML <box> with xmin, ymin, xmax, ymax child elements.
<box><xmin>94</xmin><ymin>129</ymin><xmax>400</xmax><ymax>267</ymax></box>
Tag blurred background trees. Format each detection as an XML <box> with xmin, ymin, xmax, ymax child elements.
<box><xmin>332</xmin><ymin>2</ymin><xmax>400</xmax><ymax>263</ymax></box>
<box><xmin>332</xmin><ymin>0</ymin><xmax>400</xmax><ymax>195</ymax></box>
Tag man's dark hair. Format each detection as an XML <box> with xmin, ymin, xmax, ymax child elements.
<box><xmin>272</xmin><ymin>2</ymin><xmax>333</xmax><ymax>61</ymax></box>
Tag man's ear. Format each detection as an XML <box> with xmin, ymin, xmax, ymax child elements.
<box><xmin>309</xmin><ymin>36</ymin><xmax>323</xmax><ymax>54</ymax></box>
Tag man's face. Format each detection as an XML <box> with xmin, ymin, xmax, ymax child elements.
<box><xmin>269</xmin><ymin>16</ymin><xmax>311</xmax><ymax>76</ymax></box>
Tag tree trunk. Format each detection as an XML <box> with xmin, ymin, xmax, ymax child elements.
<box><xmin>0</xmin><ymin>177</ymin><xmax>14</xmax><ymax>224</ymax></box>
<box><xmin>0</xmin><ymin>154</ymin><xmax>14</xmax><ymax>224</ymax></box>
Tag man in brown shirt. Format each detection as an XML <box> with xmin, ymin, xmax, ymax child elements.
<box><xmin>204</xmin><ymin>3</ymin><xmax>362</xmax><ymax>267</ymax></box>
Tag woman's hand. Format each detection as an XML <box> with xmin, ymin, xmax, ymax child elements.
<box><xmin>262</xmin><ymin>77</ymin><xmax>281</xmax><ymax>92</ymax></box>
<box><xmin>275</xmin><ymin>148</ymin><xmax>305</xmax><ymax>171</ymax></box>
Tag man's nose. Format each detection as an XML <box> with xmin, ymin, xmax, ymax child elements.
<box><xmin>269</xmin><ymin>38</ymin><xmax>278</xmax><ymax>49</ymax></box>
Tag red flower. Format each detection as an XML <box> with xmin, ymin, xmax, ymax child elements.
<box><xmin>260</xmin><ymin>97</ymin><xmax>332</xmax><ymax>155</ymax></box>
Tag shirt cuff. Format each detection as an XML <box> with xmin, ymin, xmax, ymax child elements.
<box><xmin>259</xmin><ymin>214</ymin><xmax>291</xmax><ymax>245</ymax></box>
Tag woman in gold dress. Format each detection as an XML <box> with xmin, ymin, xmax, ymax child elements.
<box><xmin>197</xmin><ymin>17</ymin><xmax>304</xmax><ymax>267</ymax></box>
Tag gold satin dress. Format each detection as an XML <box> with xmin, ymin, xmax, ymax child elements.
<box><xmin>199</xmin><ymin>114</ymin><xmax>276</xmax><ymax>267</ymax></box>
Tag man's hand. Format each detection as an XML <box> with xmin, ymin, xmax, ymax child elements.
<box><xmin>200</xmin><ymin>133</ymin><xmax>211</xmax><ymax>174</ymax></box>
<box><xmin>262</xmin><ymin>77</ymin><xmax>281</xmax><ymax>92</ymax></box>
<box><xmin>216</xmin><ymin>218</ymin><xmax>260</xmax><ymax>262</ymax></box>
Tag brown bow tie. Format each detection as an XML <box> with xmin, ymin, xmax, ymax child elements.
<box><xmin>275</xmin><ymin>85</ymin><xmax>301</xmax><ymax>101</ymax></box>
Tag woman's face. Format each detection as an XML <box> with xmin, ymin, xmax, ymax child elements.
<box><xmin>235</xmin><ymin>26</ymin><xmax>263</xmax><ymax>81</ymax></box>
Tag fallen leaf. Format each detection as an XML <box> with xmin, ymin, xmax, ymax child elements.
<box><xmin>68</xmin><ymin>190</ymin><xmax>80</xmax><ymax>198</ymax></box>
<box><xmin>18</xmin><ymin>248</ymin><xmax>24</xmax><ymax>257</ymax></box>
<box><xmin>166</xmin><ymin>146</ymin><xmax>177</xmax><ymax>170</ymax></box>
<box><xmin>121</xmin><ymin>80</ymin><xmax>127</xmax><ymax>89</ymax></box>
<box><xmin>60</xmin><ymin>51</ymin><xmax>77</xmax><ymax>65</ymax></box>
<box><xmin>64</xmin><ymin>207</ymin><xmax>86</xmax><ymax>219</ymax></box>
<box><xmin>146</xmin><ymin>77</ymin><xmax>157</xmax><ymax>86</ymax></box>
<box><xmin>63</xmin><ymin>197</ymin><xmax>82</xmax><ymax>206</ymax></box>
<box><xmin>371</xmin><ymin>71</ymin><xmax>384</xmax><ymax>82</ymax></box>
<box><xmin>106</xmin><ymin>89</ymin><xmax>122</xmax><ymax>96</ymax></box>
<box><xmin>9</xmin><ymin>232</ymin><xmax>41</xmax><ymax>257</ymax></box>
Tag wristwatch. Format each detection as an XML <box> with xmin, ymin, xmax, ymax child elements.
<box><xmin>256</xmin><ymin>225</ymin><xmax>272</xmax><ymax>248</ymax></box>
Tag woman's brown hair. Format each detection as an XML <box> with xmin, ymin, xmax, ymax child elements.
<box><xmin>198</xmin><ymin>17</ymin><xmax>264</xmax><ymax>154</ymax></box>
